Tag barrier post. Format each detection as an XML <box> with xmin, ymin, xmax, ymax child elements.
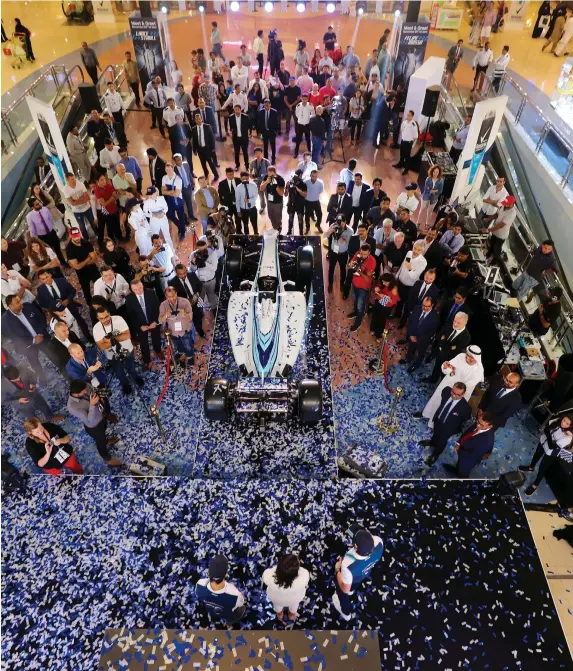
<box><xmin>377</xmin><ymin>386</ymin><xmax>403</xmax><ymax>434</ymax></box>
<box><xmin>369</xmin><ymin>328</ymin><xmax>388</xmax><ymax>375</ymax></box>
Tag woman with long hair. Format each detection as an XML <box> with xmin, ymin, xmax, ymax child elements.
<box><xmin>24</xmin><ymin>418</ymin><xmax>83</xmax><ymax>475</ymax></box>
<box><xmin>102</xmin><ymin>237</ymin><xmax>133</xmax><ymax>282</ymax></box>
<box><xmin>216</xmin><ymin>80</ymin><xmax>230</xmax><ymax>139</ymax></box>
<box><xmin>190</xmin><ymin>74</ymin><xmax>201</xmax><ymax>108</ymax></box>
<box><xmin>310</xmin><ymin>47</ymin><xmax>322</xmax><ymax>79</ymax></box>
<box><xmin>348</xmin><ymin>88</ymin><xmax>365</xmax><ymax>145</ymax></box>
<box><xmin>371</xmin><ymin>273</ymin><xmax>399</xmax><ymax>339</ymax></box>
<box><xmin>171</xmin><ymin>60</ymin><xmax>183</xmax><ymax>88</ymax></box>
<box><xmin>294</xmin><ymin>39</ymin><xmax>309</xmax><ymax>77</ymax></box>
<box><xmin>247</xmin><ymin>83</ymin><xmax>262</xmax><ymax>136</ymax></box>
<box><xmin>25</xmin><ymin>237</ymin><xmax>63</xmax><ymax>278</ymax></box>
<box><xmin>262</xmin><ymin>554</ymin><xmax>310</xmax><ymax>623</ymax></box>
<box><xmin>418</xmin><ymin>165</ymin><xmax>444</xmax><ymax>231</ymax></box>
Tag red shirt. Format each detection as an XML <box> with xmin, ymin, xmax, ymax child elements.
<box><xmin>309</xmin><ymin>93</ymin><xmax>321</xmax><ymax>108</ymax></box>
<box><xmin>374</xmin><ymin>286</ymin><xmax>399</xmax><ymax>309</ymax></box>
<box><xmin>350</xmin><ymin>252</ymin><xmax>376</xmax><ymax>290</ymax></box>
<box><xmin>319</xmin><ymin>86</ymin><xmax>336</xmax><ymax>102</ymax></box>
<box><xmin>94</xmin><ymin>182</ymin><xmax>118</xmax><ymax>215</ymax></box>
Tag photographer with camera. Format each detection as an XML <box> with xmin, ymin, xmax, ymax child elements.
<box><xmin>267</xmin><ymin>29</ymin><xmax>284</xmax><ymax>76</ymax></box>
<box><xmin>285</xmin><ymin>169</ymin><xmax>306</xmax><ymax>235</ymax></box>
<box><xmin>148</xmin><ymin>234</ymin><xmax>177</xmax><ymax>292</ymax></box>
<box><xmin>93</xmin><ymin>306</ymin><xmax>144</xmax><ymax>395</ymax></box>
<box><xmin>202</xmin><ymin>218</ymin><xmax>226</xmax><ymax>288</ymax></box>
<box><xmin>260</xmin><ymin>165</ymin><xmax>285</xmax><ymax>232</ymax></box>
<box><xmin>67</xmin><ymin>380</ymin><xmax>122</xmax><ymax>467</ymax></box>
<box><xmin>93</xmin><ymin>266</ymin><xmax>130</xmax><ymax>323</ymax></box>
<box><xmin>159</xmin><ymin>286</ymin><xmax>195</xmax><ymax>365</ymax></box>
<box><xmin>347</xmin><ymin>243</ymin><xmax>376</xmax><ymax>332</ymax></box>
<box><xmin>324</xmin><ymin>214</ymin><xmax>353</xmax><ymax>294</ymax></box>
<box><xmin>342</xmin><ymin>223</ymin><xmax>376</xmax><ymax>299</ymax></box>
<box><xmin>135</xmin><ymin>254</ymin><xmax>164</xmax><ymax>300</ymax></box>
<box><xmin>24</xmin><ymin>418</ymin><xmax>84</xmax><ymax>475</ymax></box>
<box><xmin>190</xmin><ymin>240</ymin><xmax>219</xmax><ymax>311</ymax></box>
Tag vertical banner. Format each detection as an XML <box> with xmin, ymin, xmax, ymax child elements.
<box><xmin>450</xmin><ymin>95</ymin><xmax>508</xmax><ymax>204</ymax></box>
<box><xmin>505</xmin><ymin>0</ymin><xmax>530</xmax><ymax>31</ymax></box>
<box><xmin>26</xmin><ymin>97</ymin><xmax>73</xmax><ymax>190</ymax></box>
<box><xmin>392</xmin><ymin>20</ymin><xmax>431</xmax><ymax>92</ymax></box>
<box><xmin>129</xmin><ymin>14</ymin><xmax>168</xmax><ymax>92</ymax></box>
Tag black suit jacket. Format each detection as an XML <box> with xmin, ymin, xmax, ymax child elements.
<box><xmin>479</xmin><ymin>374</ymin><xmax>522</xmax><ymax>428</ymax></box>
<box><xmin>34</xmin><ymin>164</ymin><xmax>52</xmax><ymax>185</ymax></box>
<box><xmin>419</xmin><ymin>237</ymin><xmax>444</xmax><ymax>271</ymax></box>
<box><xmin>347</xmin><ymin>234</ymin><xmax>376</xmax><ymax>259</ymax></box>
<box><xmin>406</xmin><ymin>305</ymin><xmax>440</xmax><ymax>352</ymax></box>
<box><xmin>327</xmin><ymin>193</ymin><xmax>353</xmax><ymax>223</ymax></box>
<box><xmin>218</xmin><ymin>177</ymin><xmax>242</xmax><ymax>213</ymax></box>
<box><xmin>2</xmin><ymin>304</ymin><xmax>48</xmax><ymax>349</ymax></box>
<box><xmin>168</xmin><ymin>273</ymin><xmax>202</xmax><ymax>301</ymax></box>
<box><xmin>149</xmin><ymin>156</ymin><xmax>167</xmax><ymax>190</ymax></box>
<box><xmin>436</xmin><ymin>323</ymin><xmax>471</xmax><ymax>361</ymax></box>
<box><xmin>439</xmin><ymin>298</ymin><xmax>473</xmax><ymax>326</ymax></box>
<box><xmin>103</xmin><ymin>121</ymin><xmax>127</xmax><ymax>147</ymax></box>
<box><xmin>36</xmin><ymin>278</ymin><xmax>77</xmax><ymax>312</ymax></box>
<box><xmin>407</xmin><ymin>280</ymin><xmax>440</xmax><ymax>313</ymax></box>
<box><xmin>125</xmin><ymin>290</ymin><xmax>160</xmax><ymax>329</ymax></box>
<box><xmin>51</xmin><ymin>330</ymin><xmax>81</xmax><ymax>370</ymax></box>
<box><xmin>191</xmin><ymin>123</ymin><xmax>216</xmax><ymax>154</ymax></box>
<box><xmin>433</xmin><ymin>387</ymin><xmax>471</xmax><ymax>440</ymax></box>
<box><xmin>257</xmin><ymin>108</ymin><xmax>280</xmax><ymax>135</ymax></box>
<box><xmin>229</xmin><ymin>113</ymin><xmax>251</xmax><ymax>142</ymax></box>
<box><xmin>347</xmin><ymin>182</ymin><xmax>374</xmax><ymax>217</ymax></box>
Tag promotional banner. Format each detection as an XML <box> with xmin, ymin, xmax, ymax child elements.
<box><xmin>505</xmin><ymin>0</ymin><xmax>529</xmax><ymax>31</ymax></box>
<box><xmin>26</xmin><ymin>96</ymin><xmax>73</xmax><ymax>190</ymax></box>
<box><xmin>450</xmin><ymin>95</ymin><xmax>508</xmax><ymax>204</ymax></box>
<box><xmin>129</xmin><ymin>14</ymin><xmax>168</xmax><ymax>92</ymax></box>
<box><xmin>392</xmin><ymin>20</ymin><xmax>431</xmax><ymax>92</ymax></box>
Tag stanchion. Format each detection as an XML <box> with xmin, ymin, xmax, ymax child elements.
<box><xmin>377</xmin><ymin>386</ymin><xmax>403</xmax><ymax>434</ymax></box>
<box><xmin>150</xmin><ymin>404</ymin><xmax>166</xmax><ymax>440</ymax></box>
<box><xmin>369</xmin><ymin>328</ymin><xmax>388</xmax><ymax>375</ymax></box>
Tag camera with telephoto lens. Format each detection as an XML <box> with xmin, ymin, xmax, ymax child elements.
<box><xmin>194</xmin><ymin>247</ymin><xmax>209</xmax><ymax>269</ymax></box>
<box><xmin>206</xmin><ymin>229</ymin><xmax>220</xmax><ymax>250</ymax></box>
<box><xmin>108</xmin><ymin>330</ymin><xmax>128</xmax><ymax>360</ymax></box>
<box><xmin>349</xmin><ymin>255</ymin><xmax>365</xmax><ymax>275</ymax></box>
<box><xmin>332</xmin><ymin>214</ymin><xmax>345</xmax><ymax>237</ymax></box>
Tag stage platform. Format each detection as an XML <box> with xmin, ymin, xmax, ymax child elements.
<box><xmin>2</xmin><ymin>478</ymin><xmax>571</xmax><ymax>671</ymax></box>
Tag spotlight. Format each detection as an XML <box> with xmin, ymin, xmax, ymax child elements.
<box><xmin>394</xmin><ymin>8</ymin><xmax>400</xmax><ymax>16</ymax></box>
<box><xmin>296</xmin><ymin>2</ymin><xmax>306</xmax><ymax>12</ymax></box>
<box><xmin>356</xmin><ymin>0</ymin><xmax>366</xmax><ymax>15</ymax></box>
<box><xmin>230</xmin><ymin>0</ymin><xmax>240</xmax><ymax>9</ymax></box>
<box><xmin>197</xmin><ymin>1</ymin><xmax>206</xmax><ymax>12</ymax></box>
<box><xmin>159</xmin><ymin>1</ymin><xmax>170</xmax><ymax>14</ymax></box>
<box><xmin>326</xmin><ymin>2</ymin><xmax>336</xmax><ymax>12</ymax></box>
<box><xmin>264</xmin><ymin>1</ymin><xmax>274</xmax><ymax>11</ymax></box>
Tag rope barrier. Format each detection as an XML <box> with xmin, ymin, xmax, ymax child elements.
<box><xmin>382</xmin><ymin>342</ymin><xmax>397</xmax><ymax>395</ymax></box>
<box><xmin>155</xmin><ymin>343</ymin><xmax>172</xmax><ymax>408</ymax></box>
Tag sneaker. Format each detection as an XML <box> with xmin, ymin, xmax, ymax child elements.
<box><xmin>517</xmin><ymin>464</ymin><xmax>533</xmax><ymax>472</ymax></box>
<box><xmin>331</xmin><ymin>592</ymin><xmax>353</xmax><ymax>621</ymax></box>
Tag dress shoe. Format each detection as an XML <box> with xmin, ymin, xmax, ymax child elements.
<box><xmin>197</xmin><ymin>330</ymin><xmax>206</xmax><ymax>338</ymax></box>
<box><xmin>424</xmin><ymin>455</ymin><xmax>438</xmax><ymax>466</ymax></box>
<box><xmin>397</xmin><ymin>337</ymin><xmax>407</xmax><ymax>345</ymax></box>
<box><xmin>518</xmin><ymin>464</ymin><xmax>533</xmax><ymax>472</ymax></box>
<box><xmin>135</xmin><ymin>377</ymin><xmax>145</xmax><ymax>388</ymax></box>
<box><xmin>392</xmin><ymin>163</ymin><xmax>402</xmax><ymax>169</ymax></box>
<box><xmin>122</xmin><ymin>385</ymin><xmax>133</xmax><ymax>394</ymax></box>
<box><xmin>342</xmin><ymin>292</ymin><xmax>350</xmax><ymax>300</ymax></box>
<box><xmin>419</xmin><ymin>439</ymin><xmax>432</xmax><ymax>447</ymax></box>
<box><xmin>398</xmin><ymin>358</ymin><xmax>408</xmax><ymax>365</ymax></box>
<box><xmin>412</xmin><ymin>411</ymin><xmax>423</xmax><ymax>419</ymax></box>
<box><xmin>524</xmin><ymin>486</ymin><xmax>536</xmax><ymax>495</ymax></box>
<box><xmin>350</xmin><ymin>323</ymin><xmax>359</xmax><ymax>333</ymax></box>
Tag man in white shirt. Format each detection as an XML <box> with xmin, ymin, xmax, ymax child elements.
<box><xmin>478</xmin><ymin>176</ymin><xmax>508</xmax><ymax>225</ymax></box>
<box><xmin>297</xmin><ymin>152</ymin><xmax>317</xmax><ymax>181</ymax></box>
<box><xmin>66</xmin><ymin>125</ymin><xmax>92</xmax><ymax>181</ymax></box>
<box><xmin>99</xmin><ymin>138</ymin><xmax>121</xmax><ymax>179</ymax></box>
<box><xmin>294</xmin><ymin>94</ymin><xmax>315</xmax><ymax>158</ymax></box>
<box><xmin>393</xmin><ymin>110</ymin><xmax>418</xmax><ymax>176</ymax></box>
<box><xmin>319</xmin><ymin>51</ymin><xmax>334</xmax><ymax>73</ymax></box>
<box><xmin>395</xmin><ymin>240</ymin><xmax>427</xmax><ymax>321</ymax></box>
<box><xmin>148</xmin><ymin>233</ymin><xmax>177</xmax><ymax>290</ymax></box>
<box><xmin>492</xmin><ymin>45</ymin><xmax>510</xmax><ymax>93</ymax></box>
<box><xmin>222</xmin><ymin>83</ymin><xmax>248</xmax><ymax>112</ymax></box>
<box><xmin>93</xmin><ymin>267</ymin><xmax>130</xmax><ymax>312</ymax></box>
<box><xmin>162</xmin><ymin>98</ymin><xmax>184</xmax><ymax>129</ymax></box>
<box><xmin>373</xmin><ymin>218</ymin><xmax>395</xmax><ymax>260</ymax></box>
<box><xmin>143</xmin><ymin>186</ymin><xmax>175</xmax><ymax>252</ymax></box>
<box><xmin>248</xmin><ymin>71</ymin><xmax>268</xmax><ymax>99</ymax></box>
<box><xmin>63</xmin><ymin>172</ymin><xmax>95</xmax><ymax>239</ymax></box>
<box><xmin>161</xmin><ymin>162</ymin><xmax>186</xmax><ymax>242</ymax></box>
<box><xmin>481</xmin><ymin>194</ymin><xmax>516</xmax><ymax>262</ymax></box>
<box><xmin>93</xmin><ymin>305</ymin><xmax>144</xmax><ymax>394</ymax></box>
<box><xmin>104</xmin><ymin>82</ymin><xmax>124</xmax><ymax>126</ymax></box>
<box><xmin>189</xmin><ymin>239</ymin><xmax>220</xmax><ymax>310</ymax></box>
<box><xmin>472</xmin><ymin>41</ymin><xmax>493</xmax><ymax>92</ymax></box>
<box><xmin>234</xmin><ymin>172</ymin><xmax>259</xmax><ymax>235</ymax></box>
<box><xmin>231</xmin><ymin>57</ymin><xmax>249</xmax><ymax>91</ymax></box>
<box><xmin>395</xmin><ymin>182</ymin><xmax>420</xmax><ymax>216</ymax></box>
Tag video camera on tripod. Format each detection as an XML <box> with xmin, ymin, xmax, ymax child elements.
<box><xmin>107</xmin><ymin>330</ymin><xmax>129</xmax><ymax>360</ymax></box>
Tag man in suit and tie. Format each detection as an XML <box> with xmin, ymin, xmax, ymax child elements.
<box><xmin>1</xmin><ymin>294</ymin><xmax>62</xmax><ymax>382</ymax></box>
<box><xmin>125</xmin><ymin>279</ymin><xmax>165</xmax><ymax>368</ymax></box>
<box><xmin>169</xmin><ymin>263</ymin><xmax>206</xmax><ymax>338</ymax></box>
<box><xmin>146</xmin><ymin>148</ymin><xmax>167</xmax><ymax>194</ymax></box>
<box><xmin>173</xmin><ymin>153</ymin><xmax>197</xmax><ymax>223</ymax></box>
<box><xmin>326</xmin><ymin>182</ymin><xmax>353</xmax><ymax>225</ymax></box>
<box><xmin>36</xmin><ymin>268</ymin><xmax>92</xmax><ymax>341</ymax></box>
<box><xmin>195</xmin><ymin>98</ymin><xmax>218</xmax><ymax>134</ymax></box>
<box><xmin>439</xmin><ymin>286</ymin><xmax>472</xmax><ymax>327</ymax></box>
<box><xmin>229</xmin><ymin>104</ymin><xmax>251</xmax><ymax>172</ymax></box>
<box><xmin>445</xmin><ymin>40</ymin><xmax>464</xmax><ymax>79</ymax></box>
<box><xmin>399</xmin><ymin>295</ymin><xmax>440</xmax><ymax>373</ymax></box>
<box><xmin>170</xmin><ymin>116</ymin><xmax>194</xmax><ymax>170</ymax></box>
<box><xmin>425</xmin><ymin>311</ymin><xmax>471</xmax><ymax>383</ymax></box>
<box><xmin>257</xmin><ymin>99</ymin><xmax>279</xmax><ymax>164</ymax></box>
<box><xmin>102</xmin><ymin>112</ymin><xmax>127</xmax><ymax>147</ymax></box>
<box><xmin>34</xmin><ymin>156</ymin><xmax>51</xmax><ymax>184</ymax></box>
<box><xmin>143</xmin><ymin>79</ymin><xmax>167</xmax><ymax>138</ymax></box>
<box><xmin>419</xmin><ymin>382</ymin><xmax>472</xmax><ymax>467</ymax></box>
<box><xmin>217</xmin><ymin>167</ymin><xmax>242</xmax><ymax>235</ymax></box>
<box><xmin>66</xmin><ymin>342</ymin><xmax>107</xmax><ymax>387</ymax></box>
<box><xmin>478</xmin><ymin>371</ymin><xmax>522</xmax><ymax>429</ymax></box>
<box><xmin>192</xmin><ymin>112</ymin><xmax>219</xmax><ymax>182</ymax></box>
<box><xmin>444</xmin><ymin>411</ymin><xmax>495</xmax><ymax>478</ymax></box>
<box><xmin>346</xmin><ymin>173</ymin><xmax>374</xmax><ymax>230</ymax></box>
<box><xmin>401</xmin><ymin>269</ymin><xmax>439</xmax><ymax>328</ymax></box>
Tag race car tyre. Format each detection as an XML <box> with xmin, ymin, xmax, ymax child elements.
<box><xmin>296</xmin><ymin>245</ymin><xmax>314</xmax><ymax>288</ymax></box>
<box><xmin>204</xmin><ymin>377</ymin><xmax>232</xmax><ymax>421</ymax></box>
<box><xmin>298</xmin><ymin>379</ymin><xmax>322</xmax><ymax>423</ymax></box>
<box><xmin>226</xmin><ymin>245</ymin><xmax>243</xmax><ymax>283</ymax></box>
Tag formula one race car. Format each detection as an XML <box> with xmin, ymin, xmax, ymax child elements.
<box><xmin>204</xmin><ymin>230</ymin><xmax>322</xmax><ymax>427</ymax></box>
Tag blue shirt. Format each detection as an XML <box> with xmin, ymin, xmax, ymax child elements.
<box><xmin>304</xmin><ymin>178</ymin><xmax>324</xmax><ymax>202</ymax></box>
<box><xmin>195</xmin><ymin>579</ymin><xmax>245</xmax><ymax>621</ymax></box>
<box><xmin>120</xmin><ymin>156</ymin><xmax>142</xmax><ymax>180</ymax></box>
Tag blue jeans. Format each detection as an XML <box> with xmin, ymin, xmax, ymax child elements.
<box><xmin>351</xmin><ymin>285</ymin><xmax>369</xmax><ymax>328</ymax></box>
<box><xmin>212</xmin><ymin>42</ymin><xmax>224</xmax><ymax>60</ymax></box>
<box><xmin>311</xmin><ymin>136</ymin><xmax>323</xmax><ymax>165</ymax></box>
<box><xmin>110</xmin><ymin>352</ymin><xmax>141</xmax><ymax>390</ymax></box>
<box><xmin>173</xmin><ymin>331</ymin><xmax>194</xmax><ymax>358</ymax></box>
<box><xmin>513</xmin><ymin>272</ymin><xmax>539</xmax><ymax>301</ymax></box>
<box><xmin>74</xmin><ymin>208</ymin><xmax>95</xmax><ymax>239</ymax></box>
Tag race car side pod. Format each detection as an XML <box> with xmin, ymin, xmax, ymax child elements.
<box><xmin>337</xmin><ymin>445</ymin><xmax>388</xmax><ymax>479</ymax></box>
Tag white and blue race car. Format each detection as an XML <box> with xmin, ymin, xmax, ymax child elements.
<box><xmin>204</xmin><ymin>229</ymin><xmax>322</xmax><ymax>426</ymax></box>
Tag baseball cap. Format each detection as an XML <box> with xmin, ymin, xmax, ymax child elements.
<box><xmin>354</xmin><ymin>529</ymin><xmax>374</xmax><ymax>556</ymax></box>
<box><xmin>173</xmin><ymin>153</ymin><xmax>183</xmax><ymax>158</ymax></box>
<box><xmin>501</xmin><ymin>195</ymin><xmax>515</xmax><ymax>206</ymax></box>
<box><xmin>126</xmin><ymin>197</ymin><xmax>141</xmax><ymax>210</ymax></box>
<box><xmin>405</xmin><ymin>182</ymin><xmax>417</xmax><ymax>191</ymax></box>
<box><xmin>289</xmin><ymin>75</ymin><xmax>296</xmax><ymax>81</ymax></box>
<box><xmin>146</xmin><ymin>186</ymin><xmax>157</xmax><ymax>196</ymax></box>
<box><xmin>69</xmin><ymin>227</ymin><xmax>82</xmax><ymax>240</ymax></box>
<box><xmin>209</xmin><ymin>554</ymin><xmax>228</xmax><ymax>581</ymax></box>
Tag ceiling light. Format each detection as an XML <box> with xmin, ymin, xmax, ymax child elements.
<box><xmin>326</xmin><ymin>2</ymin><xmax>336</xmax><ymax>12</ymax></box>
<box><xmin>230</xmin><ymin>0</ymin><xmax>240</xmax><ymax>10</ymax></box>
<box><xmin>264</xmin><ymin>1</ymin><xmax>274</xmax><ymax>11</ymax></box>
<box><xmin>296</xmin><ymin>2</ymin><xmax>306</xmax><ymax>12</ymax></box>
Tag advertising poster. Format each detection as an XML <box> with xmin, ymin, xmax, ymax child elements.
<box><xmin>392</xmin><ymin>20</ymin><xmax>431</xmax><ymax>92</ymax></box>
<box><xmin>129</xmin><ymin>15</ymin><xmax>167</xmax><ymax>92</ymax></box>
<box><xmin>505</xmin><ymin>0</ymin><xmax>529</xmax><ymax>31</ymax></box>
<box><xmin>450</xmin><ymin>95</ymin><xmax>508</xmax><ymax>204</ymax></box>
<box><xmin>26</xmin><ymin>96</ymin><xmax>73</xmax><ymax>191</ymax></box>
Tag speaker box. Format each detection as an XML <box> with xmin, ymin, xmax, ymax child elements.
<box><xmin>422</xmin><ymin>85</ymin><xmax>441</xmax><ymax>118</ymax></box>
<box><xmin>78</xmin><ymin>83</ymin><xmax>102</xmax><ymax>114</ymax></box>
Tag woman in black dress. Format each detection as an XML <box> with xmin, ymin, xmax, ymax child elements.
<box><xmin>102</xmin><ymin>238</ymin><xmax>133</xmax><ymax>282</ymax></box>
<box><xmin>532</xmin><ymin>1</ymin><xmax>551</xmax><ymax>38</ymax></box>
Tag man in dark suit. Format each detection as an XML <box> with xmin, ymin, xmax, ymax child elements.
<box><xmin>169</xmin><ymin>263</ymin><xmax>205</xmax><ymax>338</ymax></box>
<box><xmin>170</xmin><ymin>116</ymin><xmax>194</xmax><ymax>170</ymax></box>
<box><xmin>418</xmin><ymin>228</ymin><xmax>444</xmax><ymax>272</ymax></box>
<box><xmin>195</xmin><ymin>99</ymin><xmax>218</xmax><ymax>133</ymax></box>
<box><xmin>1</xmin><ymin>295</ymin><xmax>62</xmax><ymax>382</ymax></box>
<box><xmin>326</xmin><ymin>182</ymin><xmax>353</xmax><ymax>225</ymax></box>
<box><xmin>419</xmin><ymin>382</ymin><xmax>471</xmax><ymax>466</ymax></box>
<box><xmin>65</xmin><ymin>342</ymin><xmax>107</xmax><ymax>386</ymax></box>
<box><xmin>444</xmin><ymin>412</ymin><xmax>496</xmax><ymax>478</ymax></box>
<box><xmin>399</xmin><ymin>296</ymin><xmax>440</xmax><ymax>372</ymax></box>
<box><xmin>125</xmin><ymin>279</ymin><xmax>165</xmax><ymax>367</ymax></box>
<box><xmin>217</xmin><ymin>167</ymin><xmax>242</xmax><ymax>235</ymax></box>
<box><xmin>439</xmin><ymin>286</ymin><xmax>473</xmax><ymax>327</ymax></box>
<box><xmin>402</xmin><ymin>269</ymin><xmax>439</xmax><ymax>327</ymax></box>
<box><xmin>228</xmin><ymin>105</ymin><xmax>251</xmax><ymax>171</ymax></box>
<box><xmin>478</xmin><ymin>371</ymin><xmax>522</xmax><ymax>429</ymax></box>
<box><xmin>257</xmin><ymin>99</ymin><xmax>280</xmax><ymax>164</ymax></box>
<box><xmin>36</xmin><ymin>269</ymin><xmax>92</xmax><ymax>341</ymax></box>
<box><xmin>1</xmin><ymin>364</ymin><xmax>63</xmax><ymax>421</ymax></box>
<box><xmin>102</xmin><ymin>112</ymin><xmax>127</xmax><ymax>147</ymax></box>
<box><xmin>34</xmin><ymin>157</ymin><xmax>51</xmax><ymax>184</ymax></box>
<box><xmin>51</xmin><ymin>320</ymin><xmax>82</xmax><ymax>371</ymax></box>
<box><xmin>146</xmin><ymin>148</ymin><xmax>167</xmax><ymax>194</ymax></box>
<box><xmin>346</xmin><ymin>174</ymin><xmax>374</xmax><ymax>230</ymax></box>
<box><xmin>191</xmin><ymin>112</ymin><xmax>219</xmax><ymax>181</ymax></box>
<box><xmin>425</xmin><ymin>311</ymin><xmax>471</xmax><ymax>383</ymax></box>
<box><xmin>173</xmin><ymin>153</ymin><xmax>197</xmax><ymax>223</ymax></box>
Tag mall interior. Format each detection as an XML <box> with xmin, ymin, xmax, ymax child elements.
<box><xmin>0</xmin><ymin>0</ymin><xmax>572</xmax><ymax>668</ymax></box>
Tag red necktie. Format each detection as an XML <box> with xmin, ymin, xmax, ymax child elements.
<box><xmin>13</xmin><ymin>380</ymin><xmax>25</xmax><ymax>389</ymax></box>
<box><xmin>460</xmin><ymin>428</ymin><xmax>479</xmax><ymax>444</ymax></box>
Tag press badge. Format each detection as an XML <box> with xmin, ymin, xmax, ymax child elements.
<box><xmin>173</xmin><ymin>321</ymin><xmax>183</xmax><ymax>333</ymax></box>
<box><xmin>54</xmin><ymin>448</ymin><xmax>69</xmax><ymax>464</ymax></box>
<box><xmin>332</xmin><ymin>242</ymin><xmax>340</xmax><ymax>254</ymax></box>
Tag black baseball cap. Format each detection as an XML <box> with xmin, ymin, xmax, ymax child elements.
<box><xmin>349</xmin><ymin>524</ymin><xmax>374</xmax><ymax>555</ymax></box>
<box><xmin>209</xmin><ymin>554</ymin><xmax>228</xmax><ymax>580</ymax></box>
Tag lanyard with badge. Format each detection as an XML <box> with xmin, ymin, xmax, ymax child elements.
<box><xmin>168</xmin><ymin>299</ymin><xmax>184</xmax><ymax>334</ymax></box>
